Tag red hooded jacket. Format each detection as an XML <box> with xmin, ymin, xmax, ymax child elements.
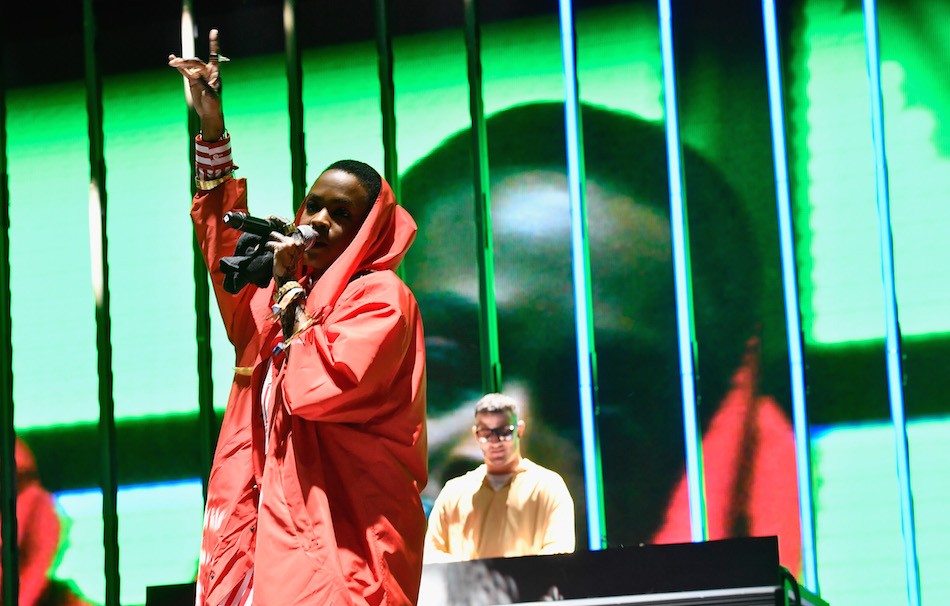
<box><xmin>191</xmin><ymin>174</ymin><xmax>427</xmax><ymax>606</ymax></box>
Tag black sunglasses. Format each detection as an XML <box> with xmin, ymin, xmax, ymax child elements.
<box><xmin>475</xmin><ymin>424</ymin><xmax>517</xmax><ymax>443</ymax></box>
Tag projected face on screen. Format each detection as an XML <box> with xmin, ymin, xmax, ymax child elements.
<box><xmin>5</xmin><ymin>0</ymin><xmax>948</xmax><ymax>602</ymax></box>
<box><xmin>402</xmin><ymin>102</ymin><xmax>762</xmax><ymax>545</ymax></box>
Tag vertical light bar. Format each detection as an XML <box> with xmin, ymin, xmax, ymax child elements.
<box><xmin>374</xmin><ymin>0</ymin><xmax>399</xmax><ymax>201</ymax></box>
<box><xmin>761</xmin><ymin>0</ymin><xmax>819</xmax><ymax>591</ymax></box>
<box><xmin>462</xmin><ymin>0</ymin><xmax>502</xmax><ymax>393</ymax></box>
<box><xmin>375</xmin><ymin>0</ymin><xmax>407</xmax><ymax>284</ymax></box>
<box><xmin>284</xmin><ymin>0</ymin><xmax>307</xmax><ymax>212</ymax></box>
<box><xmin>557</xmin><ymin>0</ymin><xmax>605</xmax><ymax>550</ymax></box>
<box><xmin>657</xmin><ymin>0</ymin><xmax>706</xmax><ymax>542</ymax></box>
<box><xmin>861</xmin><ymin>2</ymin><xmax>921</xmax><ymax>604</ymax></box>
<box><xmin>82</xmin><ymin>0</ymin><xmax>120</xmax><ymax>603</ymax></box>
<box><xmin>0</xmin><ymin>39</ymin><xmax>19</xmax><ymax>606</ymax></box>
<box><xmin>182</xmin><ymin>1</ymin><xmax>216</xmax><ymax>499</ymax></box>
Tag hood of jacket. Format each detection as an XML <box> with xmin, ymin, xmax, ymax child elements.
<box><xmin>294</xmin><ymin>177</ymin><xmax>416</xmax><ymax>320</ymax></box>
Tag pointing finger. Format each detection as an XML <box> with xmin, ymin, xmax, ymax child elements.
<box><xmin>209</xmin><ymin>29</ymin><xmax>219</xmax><ymax>67</ymax></box>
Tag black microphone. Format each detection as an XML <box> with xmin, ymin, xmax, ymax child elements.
<box><xmin>223</xmin><ymin>211</ymin><xmax>318</xmax><ymax>250</ymax></box>
<box><xmin>222</xmin><ymin>211</ymin><xmax>285</xmax><ymax>237</ymax></box>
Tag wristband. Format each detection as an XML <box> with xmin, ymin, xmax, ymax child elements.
<box><xmin>195</xmin><ymin>173</ymin><xmax>234</xmax><ymax>191</ymax></box>
<box><xmin>273</xmin><ymin>280</ymin><xmax>303</xmax><ymax>303</ymax></box>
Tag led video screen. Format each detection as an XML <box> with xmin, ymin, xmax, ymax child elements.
<box><xmin>3</xmin><ymin>1</ymin><xmax>948</xmax><ymax>604</ymax></box>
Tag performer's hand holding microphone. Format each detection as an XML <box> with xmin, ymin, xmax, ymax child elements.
<box><xmin>223</xmin><ymin>211</ymin><xmax>318</xmax><ymax>286</ymax></box>
<box><xmin>222</xmin><ymin>211</ymin><xmax>318</xmax><ymax>250</ymax></box>
<box><xmin>219</xmin><ymin>211</ymin><xmax>314</xmax><ymax>294</ymax></box>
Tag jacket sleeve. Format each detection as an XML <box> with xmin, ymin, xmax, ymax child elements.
<box><xmin>538</xmin><ymin>473</ymin><xmax>576</xmax><ymax>555</ymax></box>
<box><xmin>280</xmin><ymin>273</ymin><xmax>419</xmax><ymax>424</ymax></box>
<box><xmin>422</xmin><ymin>484</ymin><xmax>460</xmax><ymax>564</ymax></box>
<box><xmin>191</xmin><ymin>177</ymin><xmax>271</xmax><ymax>363</ymax></box>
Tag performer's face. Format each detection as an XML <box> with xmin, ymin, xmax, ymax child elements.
<box><xmin>474</xmin><ymin>411</ymin><xmax>524</xmax><ymax>474</ymax></box>
<box><xmin>299</xmin><ymin>169</ymin><xmax>372</xmax><ymax>274</ymax></box>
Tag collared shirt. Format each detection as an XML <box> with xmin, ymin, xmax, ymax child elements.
<box><xmin>424</xmin><ymin>458</ymin><xmax>575</xmax><ymax>563</ymax></box>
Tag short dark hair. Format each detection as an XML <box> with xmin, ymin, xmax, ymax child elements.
<box><xmin>474</xmin><ymin>393</ymin><xmax>519</xmax><ymax>419</ymax></box>
<box><xmin>324</xmin><ymin>159</ymin><xmax>382</xmax><ymax>206</ymax></box>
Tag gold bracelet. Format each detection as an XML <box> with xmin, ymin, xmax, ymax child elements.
<box><xmin>273</xmin><ymin>280</ymin><xmax>302</xmax><ymax>303</ymax></box>
<box><xmin>196</xmin><ymin>173</ymin><xmax>234</xmax><ymax>191</ymax></box>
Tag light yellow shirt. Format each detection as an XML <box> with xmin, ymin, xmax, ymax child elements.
<box><xmin>424</xmin><ymin>459</ymin><xmax>575</xmax><ymax>563</ymax></box>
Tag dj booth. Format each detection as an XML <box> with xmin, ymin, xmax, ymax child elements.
<box><xmin>146</xmin><ymin>537</ymin><xmax>827</xmax><ymax>605</ymax></box>
<box><xmin>417</xmin><ymin>537</ymin><xmax>826</xmax><ymax>605</ymax></box>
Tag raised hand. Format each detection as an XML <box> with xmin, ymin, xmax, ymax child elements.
<box><xmin>169</xmin><ymin>29</ymin><xmax>226</xmax><ymax>140</ymax></box>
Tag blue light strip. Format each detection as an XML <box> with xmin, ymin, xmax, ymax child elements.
<box><xmin>861</xmin><ymin>1</ymin><xmax>921</xmax><ymax>604</ymax></box>
<box><xmin>657</xmin><ymin>0</ymin><xmax>706</xmax><ymax>542</ymax></box>
<box><xmin>760</xmin><ymin>0</ymin><xmax>819</xmax><ymax>592</ymax></box>
<box><xmin>557</xmin><ymin>0</ymin><xmax>606</xmax><ymax>551</ymax></box>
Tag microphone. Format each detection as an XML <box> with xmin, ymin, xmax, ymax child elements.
<box><xmin>295</xmin><ymin>225</ymin><xmax>318</xmax><ymax>250</ymax></box>
<box><xmin>223</xmin><ymin>211</ymin><xmax>318</xmax><ymax>250</ymax></box>
<box><xmin>223</xmin><ymin>211</ymin><xmax>285</xmax><ymax>237</ymax></box>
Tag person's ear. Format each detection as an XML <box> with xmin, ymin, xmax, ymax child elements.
<box><xmin>516</xmin><ymin>419</ymin><xmax>526</xmax><ymax>437</ymax></box>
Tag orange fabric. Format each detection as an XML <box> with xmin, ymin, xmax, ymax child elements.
<box><xmin>192</xmin><ymin>177</ymin><xmax>427</xmax><ymax>606</ymax></box>
<box><xmin>650</xmin><ymin>340</ymin><xmax>803</xmax><ymax>576</ymax></box>
<box><xmin>191</xmin><ymin>178</ymin><xmax>269</xmax><ymax>606</ymax></box>
<box><xmin>0</xmin><ymin>440</ymin><xmax>61</xmax><ymax>606</ymax></box>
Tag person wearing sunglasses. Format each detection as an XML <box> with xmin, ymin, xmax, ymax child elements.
<box><xmin>423</xmin><ymin>393</ymin><xmax>575</xmax><ymax>563</ymax></box>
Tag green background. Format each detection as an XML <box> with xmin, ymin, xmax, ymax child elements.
<box><xmin>4</xmin><ymin>1</ymin><xmax>948</xmax><ymax>604</ymax></box>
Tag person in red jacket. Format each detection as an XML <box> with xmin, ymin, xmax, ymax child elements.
<box><xmin>170</xmin><ymin>30</ymin><xmax>427</xmax><ymax>606</ymax></box>
<box><xmin>0</xmin><ymin>439</ymin><xmax>93</xmax><ymax>606</ymax></box>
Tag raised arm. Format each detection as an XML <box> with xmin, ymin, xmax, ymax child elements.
<box><xmin>171</xmin><ymin>32</ymin><xmax>270</xmax><ymax>361</ymax></box>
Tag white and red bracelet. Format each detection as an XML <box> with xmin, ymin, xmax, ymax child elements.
<box><xmin>195</xmin><ymin>132</ymin><xmax>235</xmax><ymax>186</ymax></box>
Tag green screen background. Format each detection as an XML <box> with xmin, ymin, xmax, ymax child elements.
<box><xmin>4</xmin><ymin>1</ymin><xmax>948</xmax><ymax>604</ymax></box>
